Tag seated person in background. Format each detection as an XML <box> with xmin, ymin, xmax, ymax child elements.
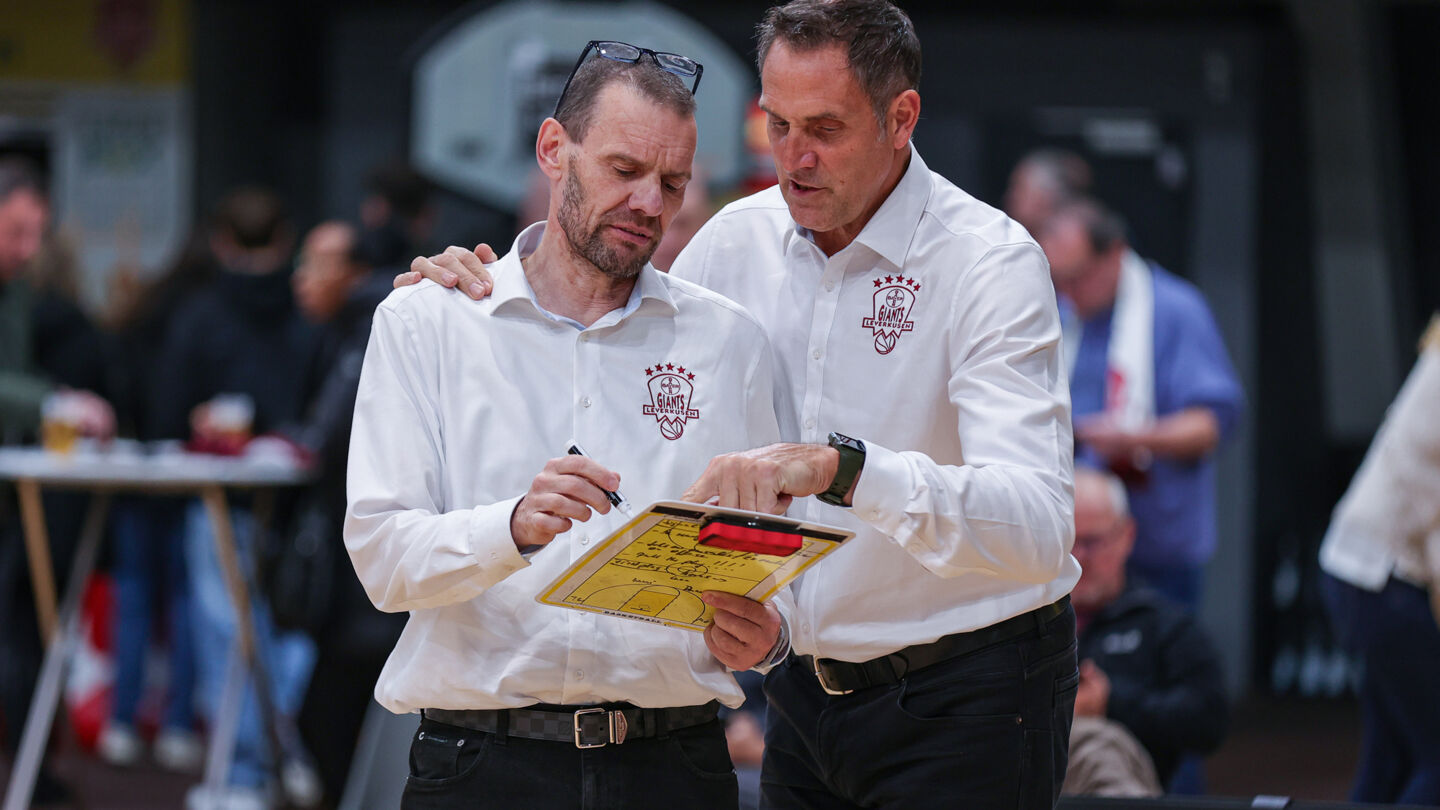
<box><xmin>1069</xmin><ymin>466</ymin><xmax>1228</xmax><ymax>790</ymax></box>
<box><xmin>345</xmin><ymin>42</ymin><xmax>784</xmax><ymax>808</ymax></box>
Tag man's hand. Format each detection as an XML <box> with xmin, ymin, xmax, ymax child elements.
<box><xmin>702</xmin><ymin>591</ymin><xmax>781</xmax><ymax>671</ymax></box>
<box><xmin>67</xmin><ymin>390</ymin><xmax>116</xmax><ymax>441</ymax></box>
<box><xmin>681</xmin><ymin>443</ymin><xmax>841</xmax><ymax>514</ymax></box>
<box><xmin>393</xmin><ymin>244</ymin><xmax>499</xmax><ymax>300</ymax></box>
<box><xmin>1074</xmin><ymin>414</ymin><xmax>1139</xmax><ymax>461</ymax></box>
<box><xmin>1073</xmin><ymin>659</ymin><xmax>1110</xmax><ymax>717</ymax></box>
<box><xmin>510</xmin><ymin>455</ymin><xmax>621</xmax><ymax>551</ymax></box>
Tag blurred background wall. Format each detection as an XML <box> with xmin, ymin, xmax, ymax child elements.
<box><xmin>4</xmin><ymin>0</ymin><xmax>1438</xmax><ymax>703</ymax></box>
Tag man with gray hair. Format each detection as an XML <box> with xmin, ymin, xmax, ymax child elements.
<box><xmin>1068</xmin><ymin>467</ymin><xmax>1228</xmax><ymax>792</ymax></box>
<box><xmin>402</xmin><ymin>2</ymin><xmax>1081</xmax><ymax>806</ymax></box>
<box><xmin>346</xmin><ymin>41</ymin><xmax>784</xmax><ymax>808</ymax></box>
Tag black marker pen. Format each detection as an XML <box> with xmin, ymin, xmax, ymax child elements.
<box><xmin>566</xmin><ymin>441</ymin><xmax>635</xmax><ymax>518</ymax></box>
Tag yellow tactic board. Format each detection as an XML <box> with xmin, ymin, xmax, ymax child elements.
<box><xmin>536</xmin><ymin>501</ymin><xmax>853</xmax><ymax>631</ymax></box>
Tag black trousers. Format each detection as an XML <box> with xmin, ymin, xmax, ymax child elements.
<box><xmin>400</xmin><ymin>714</ymin><xmax>739</xmax><ymax>810</ymax></box>
<box><xmin>761</xmin><ymin>604</ymin><xmax>1078</xmax><ymax>810</ymax></box>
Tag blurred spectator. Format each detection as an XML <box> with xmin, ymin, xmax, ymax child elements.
<box><xmin>1004</xmin><ymin>147</ymin><xmax>1092</xmax><ymax>238</ymax></box>
<box><xmin>93</xmin><ymin>240</ymin><xmax>216</xmax><ymax>774</ymax></box>
<box><xmin>356</xmin><ymin>160</ymin><xmax>436</xmax><ymax>271</ymax></box>
<box><xmin>0</xmin><ymin>155</ymin><xmax>115</xmax><ymax>806</ymax></box>
<box><xmin>0</xmin><ymin>156</ymin><xmax>114</xmax><ymax>442</ymax></box>
<box><xmin>1067</xmin><ymin>467</ymin><xmax>1228</xmax><ymax>792</ymax></box>
<box><xmin>1037</xmin><ymin>197</ymin><xmax>1243</xmax><ymax>613</ymax></box>
<box><xmin>1320</xmin><ymin>315</ymin><xmax>1440</xmax><ymax>806</ymax></box>
<box><xmin>149</xmin><ymin>186</ymin><xmax>322</xmax><ymax>809</ymax></box>
<box><xmin>279</xmin><ymin>221</ymin><xmax>405</xmax><ymax>805</ymax></box>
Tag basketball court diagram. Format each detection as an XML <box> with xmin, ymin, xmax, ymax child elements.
<box><xmin>537</xmin><ymin>505</ymin><xmax>851</xmax><ymax>631</ymax></box>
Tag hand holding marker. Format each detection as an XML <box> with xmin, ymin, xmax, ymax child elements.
<box><xmin>567</xmin><ymin>441</ymin><xmax>635</xmax><ymax>519</ymax></box>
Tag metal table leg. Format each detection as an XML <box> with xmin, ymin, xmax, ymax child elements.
<box><xmin>2</xmin><ymin>492</ymin><xmax>110</xmax><ymax>810</ymax></box>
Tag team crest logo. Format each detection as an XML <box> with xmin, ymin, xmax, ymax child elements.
<box><xmin>643</xmin><ymin>363</ymin><xmax>700</xmax><ymax>440</ymax></box>
<box><xmin>862</xmin><ymin>275</ymin><xmax>921</xmax><ymax>355</ymax></box>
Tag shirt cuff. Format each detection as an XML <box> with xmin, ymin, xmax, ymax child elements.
<box><xmin>754</xmin><ymin>615</ymin><xmax>791</xmax><ymax>673</ymax></box>
<box><xmin>468</xmin><ymin>495</ymin><xmax>529</xmax><ymax>579</ymax></box>
<box><xmin>847</xmin><ymin>440</ymin><xmax>911</xmax><ymax>537</ymax></box>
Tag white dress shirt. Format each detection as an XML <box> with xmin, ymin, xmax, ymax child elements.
<box><xmin>670</xmin><ymin>145</ymin><xmax>1080</xmax><ymax>662</ymax></box>
<box><xmin>1320</xmin><ymin>318</ymin><xmax>1440</xmax><ymax>595</ymax></box>
<box><xmin>347</xmin><ymin>224</ymin><xmax>782</xmax><ymax>713</ymax></box>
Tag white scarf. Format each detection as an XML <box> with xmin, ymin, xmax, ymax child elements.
<box><xmin>1062</xmin><ymin>249</ymin><xmax>1155</xmax><ymax>431</ymax></box>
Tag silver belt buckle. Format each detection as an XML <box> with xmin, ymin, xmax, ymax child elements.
<box><xmin>573</xmin><ymin>707</ymin><xmax>629</xmax><ymax>748</ymax></box>
<box><xmin>812</xmin><ymin>658</ymin><xmax>853</xmax><ymax>696</ymax></box>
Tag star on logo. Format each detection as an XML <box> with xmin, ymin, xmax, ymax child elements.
<box><xmin>676</xmin><ymin>366</ymin><xmax>687</xmax><ymax>375</ymax></box>
<box><xmin>873</xmin><ymin>278</ymin><xmax>883</xmax><ymax>288</ymax></box>
<box><xmin>665</xmin><ymin>363</ymin><xmax>675</xmax><ymax>371</ymax></box>
<box><xmin>645</xmin><ymin>366</ymin><xmax>655</xmax><ymax>376</ymax></box>
<box><xmin>687</xmin><ymin>372</ymin><xmax>695</xmax><ymax>380</ymax></box>
<box><xmin>884</xmin><ymin>275</ymin><xmax>894</xmax><ymax>284</ymax></box>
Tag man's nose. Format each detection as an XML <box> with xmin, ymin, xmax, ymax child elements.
<box><xmin>629</xmin><ymin>179</ymin><xmax>664</xmax><ymax>218</ymax></box>
<box><xmin>775</xmin><ymin>134</ymin><xmax>817</xmax><ymax>174</ymax></box>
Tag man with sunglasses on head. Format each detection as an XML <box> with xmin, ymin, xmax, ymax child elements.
<box><xmin>404</xmin><ymin>2</ymin><xmax>1080</xmax><ymax>807</ymax></box>
<box><xmin>345</xmin><ymin>41</ymin><xmax>786</xmax><ymax>809</ymax></box>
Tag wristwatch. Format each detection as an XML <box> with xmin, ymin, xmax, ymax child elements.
<box><xmin>818</xmin><ymin>432</ymin><xmax>865</xmax><ymax>507</ymax></box>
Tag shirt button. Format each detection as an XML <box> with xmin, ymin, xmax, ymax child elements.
<box><xmin>575</xmin><ymin>670</ymin><xmax>585</xmax><ymax>680</ymax></box>
<box><xmin>804</xmin><ymin>417</ymin><xmax>816</xmax><ymax>429</ymax></box>
<box><xmin>581</xmin><ymin>396</ymin><xmax>592</xmax><ymax>408</ymax></box>
<box><xmin>801</xmin><ymin>624</ymin><xmax>810</xmax><ymax>634</ymax></box>
<box><xmin>580</xmin><ymin>333</ymin><xmax>590</xmax><ymax>342</ymax></box>
<box><xmin>579</xmin><ymin>534</ymin><xmax>589</xmax><ymax>545</ymax></box>
<box><xmin>824</xmin><ymin>281</ymin><xmax>835</xmax><ymax>292</ymax></box>
<box><xmin>812</xmin><ymin>348</ymin><xmax>823</xmax><ymax>360</ymax></box>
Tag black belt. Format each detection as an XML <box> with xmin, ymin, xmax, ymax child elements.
<box><xmin>422</xmin><ymin>701</ymin><xmax>720</xmax><ymax>749</ymax></box>
<box><xmin>796</xmin><ymin>596</ymin><xmax>1070</xmax><ymax>696</ymax></box>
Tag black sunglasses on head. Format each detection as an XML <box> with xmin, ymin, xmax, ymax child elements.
<box><xmin>553</xmin><ymin>40</ymin><xmax>704</xmax><ymax>116</ymax></box>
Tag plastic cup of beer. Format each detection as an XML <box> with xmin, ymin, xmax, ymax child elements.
<box><xmin>41</xmin><ymin>393</ymin><xmax>84</xmax><ymax>454</ymax></box>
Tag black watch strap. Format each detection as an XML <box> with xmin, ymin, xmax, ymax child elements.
<box><xmin>818</xmin><ymin>432</ymin><xmax>865</xmax><ymax>507</ymax></box>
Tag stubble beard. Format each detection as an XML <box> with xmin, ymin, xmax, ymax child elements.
<box><xmin>558</xmin><ymin>164</ymin><xmax>658</xmax><ymax>280</ymax></box>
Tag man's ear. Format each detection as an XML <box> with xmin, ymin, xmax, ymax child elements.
<box><xmin>887</xmin><ymin>89</ymin><xmax>920</xmax><ymax>149</ymax></box>
<box><xmin>536</xmin><ymin>117</ymin><xmax>568</xmax><ymax>181</ymax></box>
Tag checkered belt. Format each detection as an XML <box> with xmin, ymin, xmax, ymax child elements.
<box><xmin>422</xmin><ymin>702</ymin><xmax>719</xmax><ymax>749</ymax></box>
<box><xmin>797</xmin><ymin>596</ymin><xmax>1071</xmax><ymax>696</ymax></box>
